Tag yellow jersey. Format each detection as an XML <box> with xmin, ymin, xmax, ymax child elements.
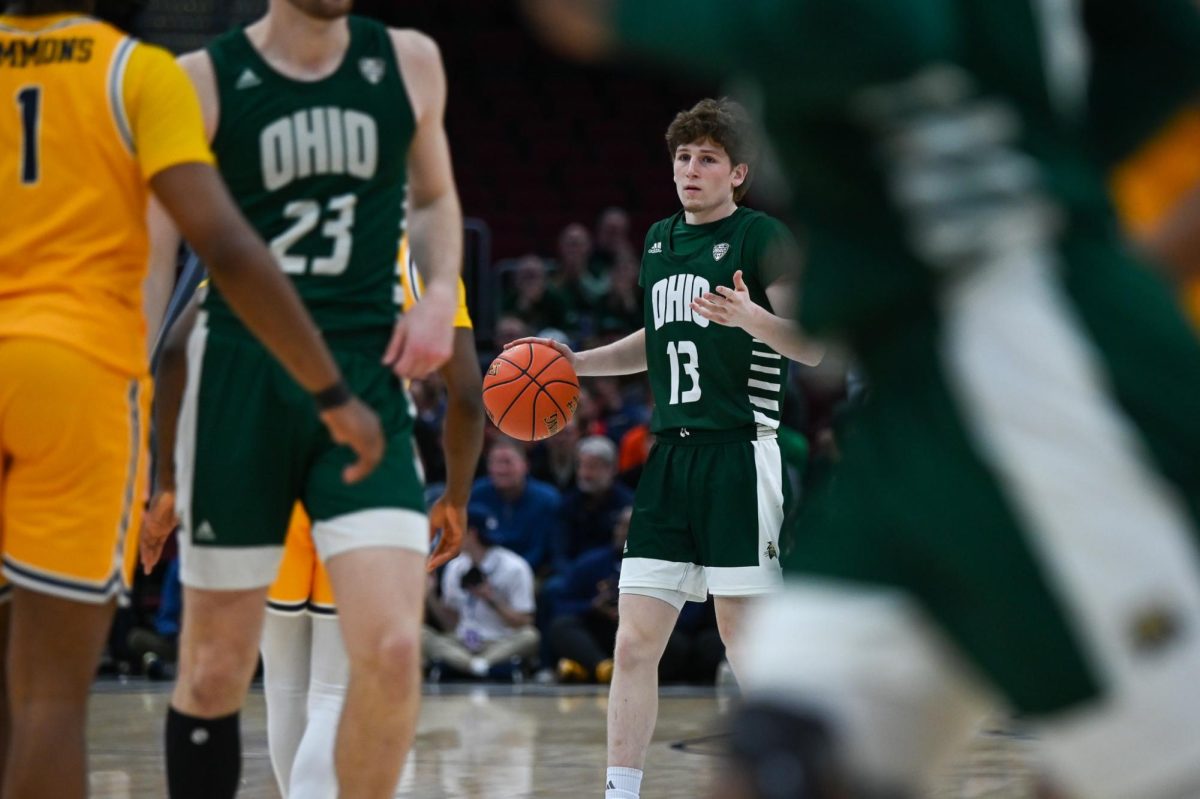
<box><xmin>396</xmin><ymin>233</ymin><xmax>473</xmax><ymax>328</ymax></box>
<box><xmin>0</xmin><ymin>14</ymin><xmax>213</xmax><ymax>377</ymax></box>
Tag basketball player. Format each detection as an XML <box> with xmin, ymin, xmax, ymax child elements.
<box><xmin>145</xmin><ymin>237</ymin><xmax>483</xmax><ymax>798</ymax></box>
<box><xmin>510</xmin><ymin>97</ymin><xmax>822</xmax><ymax>799</ymax></box>
<box><xmin>0</xmin><ymin>1</ymin><xmax>384</xmax><ymax>796</ymax></box>
<box><xmin>526</xmin><ymin>2</ymin><xmax>1200</xmax><ymax>798</ymax></box>
<box><xmin>138</xmin><ymin>1</ymin><xmax>463</xmax><ymax>796</ymax></box>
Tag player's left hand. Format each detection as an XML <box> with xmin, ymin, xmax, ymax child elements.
<box><xmin>691</xmin><ymin>270</ymin><xmax>760</xmax><ymax>329</ymax></box>
<box><xmin>384</xmin><ymin>290</ymin><xmax>456</xmax><ymax>379</ymax></box>
<box><xmin>139</xmin><ymin>490</ymin><xmax>177</xmax><ymax>574</ymax></box>
<box><xmin>427</xmin><ymin>496</ymin><xmax>466</xmax><ymax>572</ymax></box>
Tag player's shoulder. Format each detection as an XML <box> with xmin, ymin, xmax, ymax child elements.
<box><xmin>174</xmin><ymin>47</ymin><xmax>216</xmax><ymax>86</ymax></box>
<box><xmin>386</xmin><ymin>26</ymin><xmax>443</xmax><ymax>69</ymax></box>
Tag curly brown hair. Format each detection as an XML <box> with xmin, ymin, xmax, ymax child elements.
<box><xmin>665</xmin><ymin>97</ymin><xmax>758</xmax><ymax>202</ymax></box>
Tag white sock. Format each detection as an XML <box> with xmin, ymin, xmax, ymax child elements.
<box><xmin>261</xmin><ymin>612</ymin><xmax>313</xmax><ymax>797</ymax></box>
<box><xmin>288</xmin><ymin>614</ymin><xmax>350</xmax><ymax>799</ymax></box>
<box><xmin>605</xmin><ymin>766</ymin><xmax>642</xmax><ymax>799</ymax></box>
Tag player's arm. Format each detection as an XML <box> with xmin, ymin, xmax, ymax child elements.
<box><xmin>139</xmin><ymin>47</ymin><xmax>382</xmax><ymax>482</ymax></box>
<box><xmin>427</xmin><ymin>326</ymin><xmax>486</xmax><ymax>571</ymax></box>
<box><xmin>692</xmin><ymin>272</ymin><xmax>824</xmax><ymax>366</ymax></box>
<box><xmin>384</xmin><ymin>30</ymin><xmax>463</xmax><ymax>379</ymax></box>
<box><xmin>506</xmin><ymin>328</ymin><xmax>648</xmax><ymax>377</ymax></box>
<box><xmin>144</xmin><ymin>51</ymin><xmax>219</xmax><ymax>352</ymax></box>
<box><xmin>139</xmin><ymin>294</ymin><xmax>199</xmax><ymax>573</ymax></box>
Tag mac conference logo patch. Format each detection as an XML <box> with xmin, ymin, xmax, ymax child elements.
<box><xmin>359</xmin><ymin>57</ymin><xmax>385</xmax><ymax>84</ymax></box>
<box><xmin>713</xmin><ymin>242</ymin><xmax>730</xmax><ymax>261</ymax></box>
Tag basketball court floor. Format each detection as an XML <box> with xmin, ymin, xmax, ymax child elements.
<box><xmin>86</xmin><ymin>681</ymin><xmax>1038</xmax><ymax>798</ymax></box>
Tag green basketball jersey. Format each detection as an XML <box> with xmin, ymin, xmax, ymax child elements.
<box><xmin>202</xmin><ymin>17</ymin><xmax>413</xmax><ymax>340</ymax></box>
<box><xmin>614</xmin><ymin>0</ymin><xmax>1200</xmax><ymax>347</ymax></box>
<box><xmin>640</xmin><ymin>207</ymin><xmax>793</xmax><ymax>433</ymax></box>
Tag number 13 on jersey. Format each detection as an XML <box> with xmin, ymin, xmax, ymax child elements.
<box><xmin>667</xmin><ymin>341</ymin><xmax>700</xmax><ymax>405</ymax></box>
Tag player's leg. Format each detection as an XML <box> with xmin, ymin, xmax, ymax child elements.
<box><xmin>608</xmin><ymin>441</ymin><xmax>706</xmax><ymax>798</ymax></box>
<box><xmin>4</xmin><ymin>590</ymin><xmax>116</xmax><ymax>798</ymax></box>
<box><xmin>0</xmin><ymin>339</ymin><xmax>149</xmax><ymax>799</ymax></box>
<box><xmin>168</xmin><ymin>587</ymin><xmax>269</xmax><ymax>799</ymax></box>
<box><xmin>324</xmin><ymin>545</ymin><xmax>425</xmax><ymax>798</ymax></box>
<box><xmin>606</xmin><ymin>592</ymin><xmax>684</xmax><ymax>774</ymax></box>
<box><xmin>261</xmin><ymin>612</ymin><xmax>311</xmax><ymax>796</ymax></box>
<box><xmin>287</xmin><ymin>611</ymin><xmax>348</xmax><ymax>799</ymax></box>
<box><xmin>699</xmin><ymin>434</ymin><xmax>785</xmax><ymax>680</ymax></box>
<box><xmin>303</xmin><ymin>347</ymin><xmax>433</xmax><ymax>797</ymax></box>
<box><xmin>168</xmin><ymin>322</ymin><xmax>304</xmax><ymax>799</ymax></box>
<box><xmin>261</xmin><ymin>507</ymin><xmax>318</xmax><ymax>796</ymax></box>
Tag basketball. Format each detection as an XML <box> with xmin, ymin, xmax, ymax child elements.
<box><xmin>483</xmin><ymin>342</ymin><xmax>580</xmax><ymax>441</ymax></box>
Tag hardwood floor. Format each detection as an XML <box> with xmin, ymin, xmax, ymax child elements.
<box><xmin>86</xmin><ymin>682</ymin><xmax>1035</xmax><ymax>798</ymax></box>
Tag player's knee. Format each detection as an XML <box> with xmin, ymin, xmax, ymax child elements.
<box><xmin>613</xmin><ymin>624</ymin><xmax>661</xmax><ymax>672</ymax></box>
<box><xmin>178</xmin><ymin>645</ymin><xmax>252</xmax><ymax>714</ymax></box>
<box><xmin>355</xmin><ymin>626</ymin><xmax>421</xmax><ymax>683</ymax></box>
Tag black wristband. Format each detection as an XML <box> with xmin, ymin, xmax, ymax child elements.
<box><xmin>313</xmin><ymin>379</ymin><xmax>352</xmax><ymax>411</ymax></box>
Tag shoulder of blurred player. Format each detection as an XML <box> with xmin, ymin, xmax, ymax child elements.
<box><xmin>387</xmin><ymin>28</ymin><xmax>446</xmax><ymax>121</ymax></box>
<box><xmin>176</xmin><ymin>49</ymin><xmax>219</xmax><ymax>141</ymax></box>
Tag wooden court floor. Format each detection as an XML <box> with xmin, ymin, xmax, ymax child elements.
<box><xmin>87</xmin><ymin>681</ymin><xmax>1037</xmax><ymax>798</ymax></box>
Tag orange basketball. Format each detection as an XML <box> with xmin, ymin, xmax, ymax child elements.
<box><xmin>483</xmin><ymin>342</ymin><xmax>579</xmax><ymax>441</ymax></box>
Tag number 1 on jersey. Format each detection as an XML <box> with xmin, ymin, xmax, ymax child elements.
<box><xmin>667</xmin><ymin>341</ymin><xmax>701</xmax><ymax>405</ymax></box>
<box><xmin>16</xmin><ymin>85</ymin><xmax>41</xmax><ymax>185</ymax></box>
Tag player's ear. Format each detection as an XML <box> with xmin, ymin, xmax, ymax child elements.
<box><xmin>731</xmin><ymin>163</ymin><xmax>749</xmax><ymax>187</ymax></box>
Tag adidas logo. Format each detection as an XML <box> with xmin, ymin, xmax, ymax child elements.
<box><xmin>195</xmin><ymin>520</ymin><xmax>216</xmax><ymax>541</ymax></box>
<box><xmin>606</xmin><ymin>782</ymin><xmax>616</xmax><ymax>790</ymax></box>
<box><xmin>235</xmin><ymin>68</ymin><xmax>261</xmax><ymax>90</ymax></box>
<box><xmin>648</xmin><ymin>241</ymin><xmax>662</xmax><ymax>254</ymax></box>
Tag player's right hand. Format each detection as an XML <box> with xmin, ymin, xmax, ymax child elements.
<box><xmin>140</xmin><ymin>490</ymin><xmax>177</xmax><ymax>575</ymax></box>
<box><xmin>320</xmin><ymin>397</ymin><xmax>385</xmax><ymax>483</ymax></box>
<box><xmin>504</xmin><ymin>336</ymin><xmax>577</xmax><ymax>370</ymax></box>
<box><xmin>427</xmin><ymin>497</ymin><xmax>466</xmax><ymax>572</ymax></box>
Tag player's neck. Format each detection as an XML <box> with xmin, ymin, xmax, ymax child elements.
<box><xmin>247</xmin><ymin>5</ymin><xmax>350</xmax><ymax>81</ymax></box>
<box><xmin>684</xmin><ymin>200</ymin><xmax>737</xmax><ymax>226</ymax></box>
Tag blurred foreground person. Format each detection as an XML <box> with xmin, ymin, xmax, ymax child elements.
<box><xmin>524</xmin><ymin>1</ymin><xmax>1200</xmax><ymax>797</ymax></box>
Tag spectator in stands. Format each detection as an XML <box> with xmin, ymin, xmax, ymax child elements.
<box><xmin>495</xmin><ymin>314</ymin><xmax>532</xmax><ymax>350</ymax></box>
<box><xmin>554</xmin><ymin>223</ymin><xmax>604</xmax><ymax>331</ymax></box>
<box><xmin>529</xmin><ymin>417</ymin><xmax>581</xmax><ymax>492</ymax></box>
<box><xmin>590</xmin><ymin>376</ymin><xmax>646</xmax><ymax>444</ymax></box>
<box><xmin>591</xmin><ymin>206</ymin><xmax>634</xmax><ymax>277</ymax></box>
<box><xmin>555</xmin><ymin>436</ymin><xmax>635</xmax><ymax>568</ymax></box>
<box><xmin>592</xmin><ymin>247</ymin><xmax>642</xmax><ymax>336</ymax></box>
<box><xmin>423</xmin><ymin>505</ymin><xmax>540</xmax><ymax>678</ymax></box>
<box><xmin>549</xmin><ymin>509</ymin><xmax>690</xmax><ymax>684</ymax></box>
<box><xmin>502</xmin><ymin>254</ymin><xmax>570</xmax><ymax>332</ymax></box>
<box><xmin>470</xmin><ymin>437</ymin><xmax>561</xmax><ymax>570</ymax></box>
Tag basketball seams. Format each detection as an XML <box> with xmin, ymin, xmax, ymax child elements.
<box><xmin>483</xmin><ymin>343</ymin><xmax>578</xmax><ymax>440</ymax></box>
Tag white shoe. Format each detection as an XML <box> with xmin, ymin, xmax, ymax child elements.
<box><xmin>469</xmin><ymin>656</ymin><xmax>489</xmax><ymax>677</ymax></box>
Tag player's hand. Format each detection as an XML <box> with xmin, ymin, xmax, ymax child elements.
<box><xmin>320</xmin><ymin>397</ymin><xmax>385</xmax><ymax>483</ymax></box>
<box><xmin>692</xmin><ymin>270</ymin><xmax>761</xmax><ymax>330</ymax></box>
<box><xmin>504</xmin><ymin>336</ymin><xmax>577</xmax><ymax>370</ymax></box>
<box><xmin>383</xmin><ymin>290</ymin><xmax>456</xmax><ymax>379</ymax></box>
<box><xmin>427</xmin><ymin>496</ymin><xmax>466</xmax><ymax>572</ymax></box>
<box><xmin>139</xmin><ymin>490</ymin><xmax>177</xmax><ymax>574</ymax></box>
